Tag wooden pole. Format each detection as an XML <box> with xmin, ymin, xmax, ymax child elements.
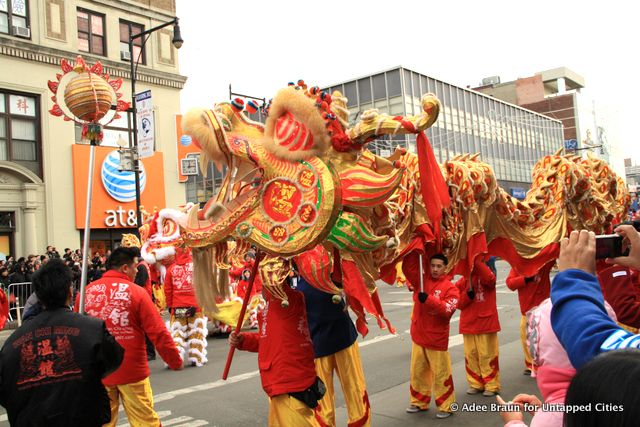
<box><xmin>222</xmin><ymin>251</ymin><xmax>263</xmax><ymax>380</ymax></box>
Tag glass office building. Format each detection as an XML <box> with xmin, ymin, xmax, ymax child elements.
<box><xmin>322</xmin><ymin>66</ymin><xmax>564</xmax><ymax>191</ymax></box>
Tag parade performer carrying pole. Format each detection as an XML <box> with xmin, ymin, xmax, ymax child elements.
<box><xmin>222</xmin><ymin>251</ymin><xmax>263</xmax><ymax>380</ymax></box>
<box><xmin>297</xmin><ymin>274</ymin><xmax>370</xmax><ymax>427</ymax></box>
<box><xmin>229</xmin><ymin>256</ymin><xmax>325</xmax><ymax>426</ymax></box>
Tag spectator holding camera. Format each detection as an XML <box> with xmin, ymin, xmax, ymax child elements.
<box><xmin>550</xmin><ymin>227</ymin><xmax>640</xmax><ymax>369</ymax></box>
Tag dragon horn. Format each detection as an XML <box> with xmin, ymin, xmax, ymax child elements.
<box><xmin>330</xmin><ymin>90</ymin><xmax>349</xmax><ymax>129</ymax></box>
<box><xmin>554</xmin><ymin>147</ymin><xmax>563</xmax><ymax>156</ymax></box>
<box><xmin>347</xmin><ymin>93</ymin><xmax>440</xmax><ymax>144</ymax></box>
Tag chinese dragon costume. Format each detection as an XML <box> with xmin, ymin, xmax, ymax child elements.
<box><xmin>176</xmin><ymin>81</ymin><xmax>628</xmax><ymax>334</ymax></box>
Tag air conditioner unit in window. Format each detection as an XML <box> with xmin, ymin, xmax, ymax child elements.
<box><xmin>121</xmin><ymin>51</ymin><xmax>131</xmax><ymax>61</ymax></box>
<box><xmin>12</xmin><ymin>25</ymin><xmax>30</xmax><ymax>38</ymax></box>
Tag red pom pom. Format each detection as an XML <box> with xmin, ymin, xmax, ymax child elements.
<box><xmin>231</xmin><ymin>98</ymin><xmax>245</xmax><ymax>112</ymax></box>
<box><xmin>246</xmin><ymin>100</ymin><xmax>259</xmax><ymax>114</ymax></box>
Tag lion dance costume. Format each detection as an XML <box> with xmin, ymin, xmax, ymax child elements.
<box><xmin>165</xmin><ymin>247</ymin><xmax>208</xmax><ymax>367</ymax></box>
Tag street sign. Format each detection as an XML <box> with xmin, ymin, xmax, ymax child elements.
<box><xmin>510</xmin><ymin>187</ymin><xmax>526</xmax><ymax>200</ymax></box>
<box><xmin>136</xmin><ymin>90</ymin><xmax>155</xmax><ymax>159</ymax></box>
<box><xmin>564</xmin><ymin>139</ymin><xmax>578</xmax><ymax>150</ymax></box>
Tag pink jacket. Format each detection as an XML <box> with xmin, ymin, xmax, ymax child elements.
<box><xmin>505</xmin><ymin>298</ymin><xmax>616</xmax><ymax>427</ymax></box>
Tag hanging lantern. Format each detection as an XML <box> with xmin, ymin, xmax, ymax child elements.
<box><xmin>64</xmin><ymin>73</ymin><xmax>113</xmax><ymax>122</ymax></box>
<box><xmin>48</xmin><ymin>55</ymin><xmax>130</xmax><ymax>143</ymax></box>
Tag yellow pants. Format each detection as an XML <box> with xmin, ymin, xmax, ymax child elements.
<box><xmin>103</xmin><ymin>377</ymin><xmax>159</xmax><ymax>427</ymax></box>
<box><xmin>463</xmin><ymin>333</ymin><xmax>500</xmax><ymax>392</ymax></box>
<box><xmin>520</xmin><ymin>315</ymin><xmax>534</xmax><ymax>370</ymax></box>
<box><xmin>170</xmin><ymin>311</ymin><xmax>208</xmax><ymax>367</ymax></box>
<box><xmin>409</xmin><ymin>343</ymin><xmax>455</xmax><ymax>412</ymax></box>
<box><xmin>315</xmin><ymin>342</ymin><xmax>370</xmax><ymax>427</ymax></box>
<box><xmin>268</xmin><ymin>394</ymin><xmax>323</xmax><ymax>427</ymax></box>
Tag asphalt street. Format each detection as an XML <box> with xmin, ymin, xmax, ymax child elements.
<box><xmin>0</xmin><ymin>260</ymin><xmax>542</xmax><ymax>426</ymax></box>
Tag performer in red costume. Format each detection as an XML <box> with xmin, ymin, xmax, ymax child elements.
<box><xmin>165</xmin><ymin>246</ymin><xmax>208</xmax><ymax>367</ymax></box>
<box><xmin>80</xmin><ymin>247</ymin><xmax>183</xmax><ymax>426</ymax></box>
<box><xmin>456</xmin><ymin>258</ymin><xmax>501</xmax><ymax>396</ymax></box>
<box><xmin>407</xmin><ymin>253</ymin><xmax>459</xmax><ymax>419</ymax></box>
<box><xmin>505</xmin><ymin>260</ymin><xmax>553</xmax><ymax>375</ymax></box>
<box><xmin>597</xmin><ymin>264</ymin><xmax>640</xmax><ymax>333</ymax></box>
<box><xmin>230</xmin><ymin>277</ymin><xmax>325</xmax><ymax>426</ymax></box>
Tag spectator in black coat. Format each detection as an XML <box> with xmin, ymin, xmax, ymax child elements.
<box><xmin>0</xmin><ymin>259</ymin><xmax>124</xmax><ymax>426</ymax></box>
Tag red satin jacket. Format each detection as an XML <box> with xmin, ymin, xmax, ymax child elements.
<box><xmin>506</xmin><ymin>261</ymin><xmax>553</xmax><ymax>315</ymax></box>
<box><xmin>78</xmin><ymin>270</ymin><xmax>182</xmax><ymax>385</ymax></box>
<box><xmin>598</xmin><ymin>265</ymin><xmax>640</xmax><ymax>328</ymax></box>
<box><xmin>164</xmin><ymin>251</ymin><xmax>199</xmax><ymax>310</ymax></box>
<box><xmin>410</xmin><ymin>276</ymin><xmax>459</xmax><ymax>351</ymax></box>
<box><xmin>456</xmin><ymin>262</ymin><xmax>500</xmax><ymax>334</ymax></box>
<box><xmin>237</xmin><ymin>285</ymin><xmax>317</xmax><ymax>397</ymax></box>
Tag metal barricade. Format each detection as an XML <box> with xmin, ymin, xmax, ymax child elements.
<box><xmin>7</xmin><ymin>282</ymin><xmax>32</xmax><ymax>327</ymax></box>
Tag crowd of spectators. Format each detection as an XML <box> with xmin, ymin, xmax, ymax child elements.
<box><xmin>0</xmin><ymin>245</ymin><xmax>112</xmax><ymax>297</ymax></box>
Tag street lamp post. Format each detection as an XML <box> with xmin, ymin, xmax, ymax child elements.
<box><xmin>128</xmin><ymin>17</ymin><xmax>183</xmax><ymax>227</ymax></box>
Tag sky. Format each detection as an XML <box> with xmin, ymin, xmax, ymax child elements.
<box><xmin>175</xmin><ymin>0</ymin><xmax>639</xmax><ymax>168</ymax></box>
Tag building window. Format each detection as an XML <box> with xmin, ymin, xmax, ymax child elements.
<box><xmin>386</xmin><ymin>70</ymin><xmax>401</xmax><ymax>97</ymax></box>
<box><xmin>185</xmin><ymin>155</ymin><xmax>227</xmax><ymax>206</ymax></box>
<box><xmin>119</xmin><ymin>20</ymin><xmax>145</xmax><ymax>64</ymax></box>
<box><xmin>77</xmin><ymin>8</ymin><xmax>105</xmax><ymax>56</ymax></box>
<box><xmin>372</xmin><ymin>74</ymin><xmax>386</xmax><ymax>101</ymax></box>
<box><xmin>0</xmin><ymin>0</ymin><xmax>30</xmax><ymax>37</ymax></box>
<box><xmin>344</xmin><ymin>81</ymin><xmax>357</xmax><ymax>108</ymax></box>
<box><xmin>357</xmin><ymin>78</ymin><xmax>372</xmax><ymax>104</ymax></box>
<box><xmin>0</xmin><ymin>91</ymin><xmax>42</xmax><ymax>177</ymax></box>
<box><xmin>75</xmin><ymin>113</ymin><xmax>131</xmax><ymax>147</ymax></box>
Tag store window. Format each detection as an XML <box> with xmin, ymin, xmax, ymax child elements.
<box><xmin>77</xmin><ymin>8</ymin><xmax>105</xmax><ymax>56</ymax></box>
<box><xmin>119</xmin><ymin>20</ymin><xmax>145</xmax><ymax>64</ymax></box>
<box><xmin>0</xmin><ymin>91</ymin><xmax>41</xmax><ymax>177</ymax></box>
<box><xmin>0</xmin><ymin>0</ymin><xmax>30</xmax><ymax>37</ymax></box>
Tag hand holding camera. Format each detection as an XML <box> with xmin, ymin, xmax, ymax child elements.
<box><xmin>606</xmin><ymin>224</ymin><xmax>640</xmax><ymax>270</ymax></box>
<box><xmin>558</xmin><ymin>230</ymin><xmax>596</xmax><ymax>275</ymax></box>
<box><xmin>559</xmin><ymin>224</ymin><xmax>640</xmax><ymax>275</ymax></box>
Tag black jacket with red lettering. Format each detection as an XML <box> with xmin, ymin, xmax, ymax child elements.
<box><xmin>0</xmin><ymin>307</ymin><xmax>124</xmax><ymax>426</ymax></box>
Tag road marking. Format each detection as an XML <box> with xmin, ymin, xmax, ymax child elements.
<box><xmin>359</xmin><ymin>333</ymin><xmax>398</xmax><ymax>347</ymax></box>
<box><xmin>154</xmin><ymin>369</ymin><xmax>260</xmax><ymax>403</ymax></box>
<box><xmin>449</xmin><ymin>334</ymin><xmax>464</xmax><ymax>347</ymax></box>
<box><xmin>174</xmin><ymin>421</ymin><xmax>209</xmax><ymax>427</ymax></box>
<box><xmin>163</xmin><ymin>416</ymin><xmax>197</xmax><ymax>426</ymax></box>
<box><xmin>385</xmin><ymin>301</ymin><xmax>413</xmax><ymax>307</ymax></box>
<box><xmin>116</xmin><ymin>410</ymin><xmax>209</xmax><ymax>427</ymax></box>
<box><xmin>388</xmin><ymin>291</ymin><xmax>411</xmax><ymax>295</ymax></box>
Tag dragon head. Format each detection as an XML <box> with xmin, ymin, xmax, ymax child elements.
<box><xmin>180</xmin><ymin>82</ymin><xmax>441</xmax><ymax>311</ymax></box>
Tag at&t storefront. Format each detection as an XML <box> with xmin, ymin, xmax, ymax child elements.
<box><xmin>72</xmin><ymin>145</ymin><xmax>166</xmax><ymax>255</ymax></box>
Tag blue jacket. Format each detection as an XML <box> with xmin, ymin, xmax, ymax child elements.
<box><xmin>296</xmin><ymin>277</ymin><xmax>358</xmax><ymax>358</ymax></box>
<box><xmin>550</xmin><ymin>269</ymin><xmax>640</xmax><ymax>369</ymax></box>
